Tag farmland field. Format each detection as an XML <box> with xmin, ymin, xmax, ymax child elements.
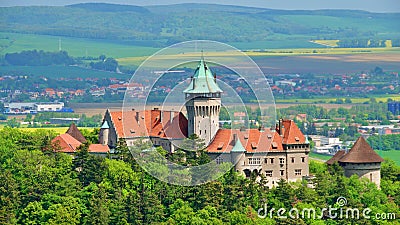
<box><xmin>311</xmin><ymin>150</ymin><xmax>400</xmax><ymax>165</ymax></box>
<box><xmin>275</xmin><ymin>95</ymin><xmax>400</xmax><ymax>104</ymax></box>
<box><xmin>0</xmin><ymin>32</ymin><xmax>159</xmax><ymax>58</ymax></box>
<box><xmin>310</xmin><ymin>40</ymin><xmax>339</xmax><ymax>47</ymax></box>
<box><xmin>376</xmin><ymin>150</ymin><xmax>400</xmax><ymax>165</ymax></box>
<box><xmin>117</xmin><ymin>48</ymin><xmax>400</xmax><ymax>73</ymax></box>
<box><xmin>0</xmin><ymin>126</ymin><xmax>94</xmax><ymax>135</ymax></box>
<box><xmin>309</xmin><ymin>152</ymin><xmax>332</xmax><ymax>161</ymax></box>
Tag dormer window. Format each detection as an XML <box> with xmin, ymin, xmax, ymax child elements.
<box><xmin>295</xmin><ymin>137</ymin><xmax>300</xmax><ymax>142</ymax></box>
<box><xmin>272</xmin><ymin>142</ymin><xmax>278</xmax><ymax>149</ymax></box>
<box><xmin>217</xmin><ymin>142</ymin><xmax>224</xmax><ymax>150</ymax></box>
<box><xmin>251</xmin><ymin>142</ymin><xmax>258</xmax><ymax>149</ymax></box>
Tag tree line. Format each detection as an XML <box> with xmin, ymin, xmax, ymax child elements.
<box><xmin>5</xmin><ymin>50</ymin><xmax>75</xmax><ymax>66</ymax></box>
<box><xmin>367</xmin><ymin>134</ymin><xmax>400</xmax><ymax>151</ymax></box>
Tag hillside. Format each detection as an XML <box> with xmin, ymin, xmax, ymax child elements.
<box><xmin>1</xmin><ymin>3</ymin><xmax>400</xmax><ymax>46</ymax></box>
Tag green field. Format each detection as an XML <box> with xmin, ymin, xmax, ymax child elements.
<box><xmin>311</xmin><ymin>150</ymin><xmax>400</xmax><ymax>165</ymax></box>
<box><xmin>0</xmin><ymin>32</ymin><xmax>159</xmax><ymax>58</ymax></box>
<box><xmin>376</xmin><ymin>150</ymin><xmax>400</xmax><ymax>165</ymax></box>
<box><xmin>0</xmin><ymin>65</ymin><xmax>131</xmax><ymax>79</ymax></box>
<box><xmin>309</xmin><ymin>152</ymin><xmax>333</xmax><ymax>161</ymax></box>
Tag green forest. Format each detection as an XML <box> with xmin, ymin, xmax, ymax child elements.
<box><xmin>1</xmin><ymin>3</ymin><xmax>400</xmax><ymax>46</ymax></box>
<box><xmin>0</xmin><ymin>127</ymin><xmax>399</xmax><ymax>224</ymax></box>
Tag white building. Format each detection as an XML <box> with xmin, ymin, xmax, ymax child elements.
<box><xmin>34</xmin><ymin>102</ymin><xmax>64</xmax><ymax>112</ymax></box>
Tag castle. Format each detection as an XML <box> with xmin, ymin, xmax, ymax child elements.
<box><xmin>99</xmin><ymin>58</ymin><xmax>310</xmax><ymax>187</ymax></box>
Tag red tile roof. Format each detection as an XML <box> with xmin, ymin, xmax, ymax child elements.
<box><xmin>277</xmin><ymin>119</ymin><xmax>306</xmax><ymax>144</ymax></box>
<box><xmin>207</xmin><ymin>128</ymin><xmax>284</xmax><ymax>153</ymax></box>
<box><xmin>89</xmin><ymin>144</ymin><xmax>110</xmax><ymax>153</ymax></box>
<box><xmin>109</xmin><ymin>109</ymin><xmax>188</xmax><ymax>139</ymax></box>
<box><xmin>52</xmin><ymin>126</ymin><xmax>109</xmax><ymax>154</ymax></box>
<box><xmin>66</xmin><ymin>123</ymin><xmax>87</xmax><ymax>143</ymax></box>
<box><xmin>52</xmin><ymin>133</ymin><xmax>82</xmax><ymax>153</ymax></box>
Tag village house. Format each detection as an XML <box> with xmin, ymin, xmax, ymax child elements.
<box><xmin>51</xmin><ymin>123</ymin><xmax>109</xmax><ymax>156</ymax></box>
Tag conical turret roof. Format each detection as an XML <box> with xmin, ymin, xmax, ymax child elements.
<box><xmin>339</xmin><ymin>136</ymin><xmax>384</xmax><ymax>163</ymax></box>
<box><xmin>183</xmin><ymin>57</ymin><xmax>222</xmax><ymax>94</ymax></box>
<box><xmin>231</xmin><ymin>139</ymin><xmax>246</xmax><ymax>153</ymax></box>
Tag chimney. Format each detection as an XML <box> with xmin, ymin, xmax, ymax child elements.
<box><xmin>151</xmin><ymin>108</ymin><xmax>161</xmax><ymax>124</ymax></box>
<box><xmin>136</xmin><ymin>111</ymin><xmax>140</xmax><ymax>124</ymax></box>
<box><xmin>170</xmin><ymin>111</ymin><xmax>174</xmax><ymax>123</ymax></box>
<box><xmin>231</xmin><ymin>134</ymin><xmax>237</xmax><ymax>146</ymax></box>
<box><xmin>277</xmin><ymin>119</ymin><xmax>282</xmax><ymax>135</ymax></box>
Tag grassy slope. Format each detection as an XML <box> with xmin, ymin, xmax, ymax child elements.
<box><xmin>0</xmin><ymin>32</ymin><xmax>159</xmax><ymax>58</ymax></box>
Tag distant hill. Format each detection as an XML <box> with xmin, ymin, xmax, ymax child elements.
<box><xmin>0</xmin><ymin>3</ymin><xmax>399</xmax><ymax>46</ymax></box>
<box><xmin>67</xmin><ymin>3</ymin><xmax>150</xmax><ymax>13</ymax></box>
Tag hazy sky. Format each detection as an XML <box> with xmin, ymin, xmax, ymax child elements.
<box><xmin>1</xmin><ymin>0</ymin><xmax>399</xmax><ymax>12</ymax></box>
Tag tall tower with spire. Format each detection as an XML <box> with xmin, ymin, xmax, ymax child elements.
<box><xmin>183</xmin><ymin>57</ymin><xmax>222</xmax><ymax>145</ymax></box>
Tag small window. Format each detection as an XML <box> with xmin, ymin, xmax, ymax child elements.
<box><xmin>295</xmin><ymin>169</ymin><xmax>302</xmax><ymax>176</ymax></box>
<box><xmin>270</xmin><ymin>158</ymin><xmax>274</xmax><ymax>164</ymax></box>
<box><xmin>279</xmin><ymin>158</ymin><xmax>285</xmax><ymax>164</ymax></box>
<box><xmin>249</xmin><ymin>158</ymin><xmax>261</xmax><ymax>165</ymax></box>
<box><xmin>216</xmin><ymin>157</ymin><xmax>223</xmax><ymax>165</ymax></box>
<box><xmin>264</xmin><ymin>158</ymin><xmax>268</xmax><ymax>164</ymax></box>
<box><xmin>266</xmin><ymin>170</ymin><xmax>273</xmax><ymax>177</ymax></box>
<box><xmin>291</xmin><ymin>157</ymin><xmax>295</xmax><ymax>163</ymax></box>
<box><xmin>301</xmin><ymin>157</ymin><xmax>305</xmax><ymax>163</ymax></box>
<box><xmin>280</xmin><ymin>170</ymin><xmax>284</xmax><ymax>176</ymax></box>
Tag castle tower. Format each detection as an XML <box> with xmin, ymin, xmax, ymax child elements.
<box><xmin>99</xmin><ymin>120</ymin><xmax>110</xmax><ymax>146</ymax></box>
<box><xmin>327</xmin><ymin>137</ymin><xmax>384</xmax><ymax>188</ymax></box>
<box><xmin>183</xmin><ymin>57</ymin><xmax>222</xmax><ymax>145</ymax></box>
